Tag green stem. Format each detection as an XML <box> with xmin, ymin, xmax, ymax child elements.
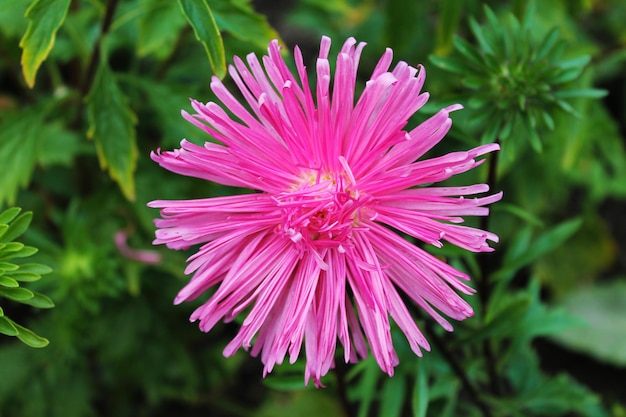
<box><xmin>478</xmin><ymin>138</ymin><xmax>501</xmax><ymax>395</ymax></box>
<box><xmin>74</xmin><ymin>0</ymin><xmax>119</xmax><ymax>127</ymax></box>
<box><xmin>334</xmin><ymin>360</ymin><xmax>356</xmax><ymax>417</ymax></box>
<box><xmin>420</xmin><ymin>315</ymin><xmax>494</xmax><ymax>417</ymax></box>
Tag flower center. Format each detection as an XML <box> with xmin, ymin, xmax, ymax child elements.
<box><xmin>274</xmin><ymin>170</ymin><xmax>371</xmax><ymax>252</ymax></box>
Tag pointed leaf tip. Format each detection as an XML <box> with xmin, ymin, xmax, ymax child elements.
<box><xmin>178</xmin><ymin>0</ymin><xmax>226</xmax><ymax>79</ymax></box>
<box><xmin>19</xmin><ymin>0</ymin><xmax>71</xmax><ymax>88</ymax></box>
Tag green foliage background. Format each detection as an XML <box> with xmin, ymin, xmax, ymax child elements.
<box><xmin>1</xmin><ymin>0</ymin><xmax>625</xmax><ymax>416</ymax></box>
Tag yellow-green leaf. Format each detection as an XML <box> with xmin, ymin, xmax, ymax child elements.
<box><xmin>86</xmin><ymin>60</ymin><xmax>138</xmax><ymax>201</ymax></box>
<box><xmin>12</xmin><ymin>320</ymin><xmax>49</xmax><ymax>348</ymax></box>
<box><xmin>19</xmin><ymin>0</ymin><xmax>71</xmax><ymax>88</ymax></box>
<box><xmin>178</xmin><ymin>0</ymin><xmax>226</xmax><ymax>78</ymax></box>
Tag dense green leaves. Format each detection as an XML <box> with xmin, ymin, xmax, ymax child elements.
<box><xmin>19</xmin><ymin>0</ymin><xmax>71</xmax><ymax>87</ymax></box>
<box><xmin>0</xmin><ymin>208</ymin><xmax>53</xmax><ymax>347</ymax></box>
<box><xmin>1</xmin><ymin>1</ymin><xmax>624</xmax><ymax>416</ymax></box>
<box><xmin>86</xmin><ymin>59</ymin><xmax>138</xmax><ymax>201</ymax></box>
<box><xmin>0</xmin><ymin>108</ymin><xmax>45</xmax><ymax>206</ymax></box>
<box><xmin>178</xmin><ymin>0</ymin><xmax>226</xmax><ymax>78</ymax></box>
<box><xmin>430</xmin><ymin>4</ymin><xmax>606</xmax><ymax>152</ymax></box>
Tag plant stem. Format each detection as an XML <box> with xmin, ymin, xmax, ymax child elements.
<box><xmin>411</xmin><ymin>303</ymin><xmax>493</xmax><ymax>417</ymax></box>
<box><xmin>334</xmin><ymin>360</ymin><xmax>355</xmax><ymax>417</ymax></box>
<box><xmin>75</xmin><ymin>0</ymin><xmax>119</xmax><ymax>123</ymax></box>
<box><xmin>478</xmin><ymin>139</ymin><xmax>501</xmax><ymax>395</ymax></box>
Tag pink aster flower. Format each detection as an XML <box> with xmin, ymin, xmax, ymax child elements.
<box><xmin>149</xmin><ymin>36</ymin><xmax>502</xmax><ymax>387</ymax></box>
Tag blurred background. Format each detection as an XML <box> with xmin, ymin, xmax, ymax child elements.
<box><xmin>1</xmin><ymin>0</ymin><xmax>625</xmax><ymax>416</ymax></box>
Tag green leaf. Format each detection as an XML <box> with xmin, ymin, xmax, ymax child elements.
<box><xmin>0</xmin><ymin>0</ymin><xmax>29</xmax><ymax>38</ymax></box>
<box><xmin>137</xmin><ymin>0</ymin><xmax>187</xmax><ymax>58</ymax></box>
<box><xmin>428</xmin><ymin>55</ymin><xmax>468</xmax><ymax>75</ymax></box>
<box><xmin>211</xmin><ymin>0</ymin><xmax>280</xmax><ymax>50</ymax></box>
<box><xmin>0</xmin><ymin>207</ymin><xmax>21</xmax><ymax>225</ymax></box>
<box><xmin>552</xmin><ymin>281</ymin><xmax>626</xmax><ymax>366</ymax></box>
<box><xmin>553</xmin><ymin>89</ymin><xmax>608</xmax><ymax>99</ymax></box>
<box><xmin>492</xmin><ymin>218</ymin><xmax>582</xmax><ymax>283</ymax></box>
<box><xmin>0</xmin><ymin>316</ymin><xmax>18</xmax><ymax>336</ymax></box>
<box><xmin>452</xmin><ymin>36</ymin><xmax>484</xmax><ymax>68</ymax></box>
<box><xmin>380</xmin><ymin>374</ymin><xmax>406</xmax><ymax>417</ymax></box>
<box><xmin>551</xmin><ymin>66</ymin><xmax>587</xmax><ymax>84</ymax></box>
<box><xmin>19</xmin><ymin>0</ymin><xmax>72</xmax><ymax>87</ymax></box>
<box><xmin>493</xmin><ymin>203</ymin><xmax>544</xmax><ymax>227</ymax></box>
<box><xmin>0</xmin><ymin>245</ymin><xmax>38</xmax><ymax>262</ymax></box>
<box><xmin>0</xmin><ymin>109</ymin><xmax>46</xmax><ymax>206</ymax></box>
<box><xmin>0</xmin><ymin>242</ymin><xmax>24</xmax><ymax>254</ymax></box>
<box><xmin>86</xmin><ymin>59</ymin><xmax>138</xmax><ymax>201</ymax></box>
<box><xmin>0</xmin><ymin>276</ymin><xmax>19</xmax><ymax>288</ymax></box>
<box><xmin>0</xmin><ymin>212</ymin><xmax>32</xmax><ymax>244</ymax></box>
<box><xmin>262</xmin><ymin>374</ymin><xmax>309</xmax><ymax>391</ymax></box>
<box><xmin>0</xmin><ymin>286</ymin><xmax>34</xmax><ymax>302</ymax></box>
<box><xmin>455</xmin><ymin>296</ymin><xmax>531</xmax><ymax>347</ymax></box>
<box><xmin>12</xmin><ymin>320</ymin><xmax>49</xmax><ymax>348</ymax></box>
<box><xmin>37</xmin><ymin>121</ymin><xmax>85</xmax><ymax>167</ymax></box>
<box><xmin>412</xmin><ymin>361</ymin><xmax>429</xmax><ymax>417</ymax></box>
<box><xmin>19</xmin><ymin>292</ymin><xmax>55</xmax><ymax>309</ymax></box>
<box><xmin>535</xmin><ymin>27</ymin><xmax>561</xmax><ymax>61</ymax></box>
<box><xmin>11</xmin><ymin>263</ymin><xmax>52</xmax><ymax>275</ymax></box>
<box><xmin>434</xmin><ymin>0</ymin><xmax>464</xmax><ymax>55</ymax></box>
<box><xmin>4</xmin><ymin>272</ymin><xmax>42</xmax><ymax>283</ymax></box>
<box><xmin>178</xmin><ymin>0</ymin><xmax>226</xmax><ymax>79</ymax></box>
<box><xmin>348</xmin><ymin>357</ymin><xmax>380</xmax><ymax>417</ymax></box>
<box><xmin>0</xmin><ymin>262</ymin><xmax>19</xmax><ymax>272</ymax></box>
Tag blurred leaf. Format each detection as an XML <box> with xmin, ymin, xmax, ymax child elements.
<box><xmin>263</xmin><ymin>373</ymin><xmax>311</xmax><ymax>391</ymax></box>
<box><xmin>19</xmin><ymin>0</ymin><xmax>71</xmax><ymax>88</ymax></box>
<box><xmin>211</xmin><ymin>0</ymin><xmax>281</xmax><ymax>50</ymax></box>
<box><xmin>535</xmin><ymin>213</ymin><xmax>617</xmax><ymax>297</ymax></box>
<box><xmin>178</xmin><ymin>0</ymin><xmax>226</xmax><ymax>78</ymax></box>
<box><xmin>0</xmin><ymin>287</ymin><xmax>34</xmax><ymax>302</ymax></box>
<box><xmin>0</xmin><ymin>208</ymin><xmax>21</xmax><ymax>225</ymax></box>
<box><xmin>37</xmin><ymin>121</ymin><xmax>85</xmax><ymax>167</ymax></box>
<box><xmin>434</xmin><ymin>0</ymin><xmax>464</xmax><ymax>55</ymax></box>
<box><xmin>0</xmin><ymin>263</ymin><xmax>19</xmax><ymax>272</ymax></box>
<box><xmin>493</xmin><ymin>203</ymin><xmax>544</xmax><ymax>227</ymax></box>
<box><xmin>380</xmin><ymin>374</ymin><xmax>405</xmax><ymax>417</ymax></box>
<box><xmin>20</xmin><ymin>292</ymin><xmax>55</xmax><ymax>309</ymax></box>
<box><xmin>494</xmin><ymin>373</ymin><xmax>608</xmax><ymax>416</ymax></box>
<box><xmin>86</xmin><ymin>59</ymin><xmax>138</xmax><ymax>201</ymax></box>
<box><xmin>551</xmin><ymin>280</ymin><xmax>626</xmax><ymax>366</ymax></box>
<box><xmin>0</xmin><ymin>212</ymin><xmax>32</xmax><ymax>244</ymax></box>
<box><xmin>428</xmin><ymin>55</ymin><xmax>468</xmax><ymax>74</ymax></box>
<box><xmin>0</xmin><ymin>316</ymin><xmax>18</xmax><ymax>336</ymax></box>
<box><xmin>257</xmin><ymin>390</ymin><xmax>343</xmax><ymax>417</ymax></box>
<box><xmin>137</xmin><ymin>0</ymin><xmax>187</xmax><ymax>58</ymax></box>
<box><xmin>0</xmin><ymin>226</ymin><xmax>8</xmax><ymax>241</ymax></box>
<box><xmin>0</xmin><ymin>245</ymin><xmax>38</xmax><ymax>261</ymax></box>
<box><xmin>6</xmin><ymin>272</ymin><xmax>43</xmax><ymax>283</ymax></box>
<box><xmin>12</xmin><ymin>320</ymin><xmax>49</xmax><ymax>348</ymax></box>
<box><xmin>553</xmin><ymin>89</ymin><xmax>608</xmax><ymax>99</ymax></box>
<box><xmin>411</xmin><ymin>360</ymin><xmax>429</xmax><ymax>417</ymax></box>
<box><xmin>454</xmin><ymin>295</ymin><xmax>531</xmax><ymax>347</ymax></box>
<box><xmin>0</xmin><ymin>108</ymin><xmax>46</xmax><ymax>206</ymax></box>
<box><xmin>491</xmin><ymin>218</ymin><xmax>582</xmax><ymax>282</ymax></box>
<box><xmin>346</xmin><ymin>357</ymin><xmax>380</xmax><ymax>417</ymax></box>
<box><xmin>0</xmin><ymin>276</ymin><xmax>19</xmax><ymax>288</ymax></box>
<box><xmin>0</xmin><ymin>0</ymin><xmax>29</xmax><ymax>38</ymax></box>
<box><xmin>11</xmin><ymin>263</ymin><xmax>53</xmax><ymax>276</ymax></box>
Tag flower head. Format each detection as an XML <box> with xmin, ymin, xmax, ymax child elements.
<box><xmin>149</xmin><ymin>36</ymin><xmax>502</xmax><ymax>386</ymax></box>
